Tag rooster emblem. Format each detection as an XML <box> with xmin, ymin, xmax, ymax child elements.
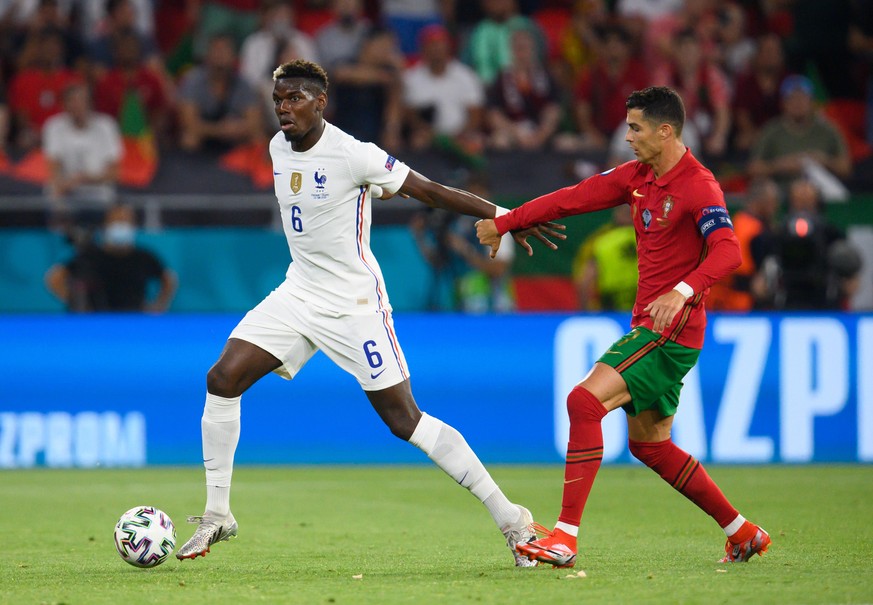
<box><xmin>314</xmin><ymin>171</ymin><xmax>327</xmax><ymax>189</ymax></box>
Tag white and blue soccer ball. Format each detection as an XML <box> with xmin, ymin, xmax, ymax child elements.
<box><xmin>113</xmin><ymin>506</ymin><xmax>176</xmax><ymax>568</ymax></box>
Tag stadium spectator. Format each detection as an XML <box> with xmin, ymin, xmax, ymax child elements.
<box><xmin>87</xmin><ymin>0</ymin><xmax>160</xmax><ymax>74</ymax></box>
<box><xmin>477</xmin><ymin>86</ymin><xmax>770</xmax><ymax>569</ymax></box>
<box><xmin>314</xmin><ymin>0</ymin><xmax>371</xmax><ymax>73</ymax></box>
<box><xmin>43</xmin><ymin>82</ymin><xmax>122</xmax><ymax>230</ymax></box>
<box><xmin>80</xmin><ymin>0</ymin><xmax>156</xmax><ymax>38</ymax></box>
<box><xmin>45</xmin><ymin>204</ymin><xmax>177</xmax><ymax>312</ymax></box>
<box><xmin>770</xmin><ymin>178</ymin><xmax>861</xmax><ymax>310</ymax></box>
<box><xmin>461</xmin><ymin>0</ymin><xmax>544</xmax><ymax>86</ymax></box>
<box><xmin>328</xmin><ymin>27</ymin><xmax>405</xmax><ymax>150</ymax></box>
<box><xmin>8</xmin><ymin>27</ymin><xmax>81</xmax><ymax>150</ymax></box>
<box><xmin>92</xmin><ymin>28</ymin><xmax>172</xmax><ymax>143</ymax></box>
<box><xmin>707</xmin><ymin>178</ymin><xmax>781</xmax><ymax>311</ymax></box>
<box><xmin>240</xmin><ymin>0</ymin><xmax>318</xmax><ymax>88</ymax></box>
<box><xmin>240</xmin><ymin>0</ymin><xmax>319</xmax><ymax>126</ymax></box>
<box><xmin>486</xmin><ymin>28</ymin><xmax>561</xmax><ymax>151</ymax></box>
<box><xmin>653</xmin><ymin>28</ymin><xmax>731</xmax><ymax>158</ymax></box>
<box><xmin>174</xmin><ymin>59</ymin><xmax>548</xmax><ymax>565</ymax></box>
<box><xmin>642</xmin><ymin>0</ymin><xmax>721</xmax><ymax>73</ymax></box>
<box><xmin>176</xmin><ymin>33</ymin><xmax>263</xmax><ymax>152</ymax></box>
<box><xmin>731</xmin><ymin>33</ymin><xmax>787</xmax><ymax>153</ymax></box>
<box><xmin>8</xmin><ymin>0</ymin><xmax>86</xmax><ymax>72</ymax></box>
<box><xmin>572</xmin><ymin>204</ymin><xmax>637</xmax><ymax>311</ymax></box>
<box><xmin>572</xmin><ymin>25</ymin><xmax>648</xmax><ymax>151</ymax></box>
<box><xmin>553</xmin><ymin>0</ymin><xmax>612</xmax><ymax>92</ymax></box>
<box><xmin>381</xmin><ymin>0</ymin><xmax>444</xmax><ymax>59</ymax></box>
<box><xmin>714</xmin><ymin>1</ymin><xmax>755</xmax><ymax>79</ymax></box>
<box><xmin>402</xmin><ymin>24</ymin><xmax>485</xmax><ymax>153</ymax></box>
<box><xmin>748</xmin><ymin>75</ymin><xmax>852</xmax><ymax>187</ymax></box>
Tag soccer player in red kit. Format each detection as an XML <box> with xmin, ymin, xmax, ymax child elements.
<box><xmin>477</xmin><ymin>86</ymin><xmax>771</xmax><ymax>567</ymax></box>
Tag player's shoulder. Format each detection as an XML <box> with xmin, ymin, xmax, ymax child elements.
<box><xmin>268</xmin><ymin>130</ymin><xmax>287</xmax><ymax>155</ymax></box>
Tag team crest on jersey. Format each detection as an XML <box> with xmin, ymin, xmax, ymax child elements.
<box><xmin>642</xmin><ymin>208</ymin><xmax>652</xmax><ymax>230</ymax></box>
<box><xmin>290</xmin><ymin>172</ymin><xmax>302</xmax><ymax>194</ymax></box>
<box><xmin>656</xmin><ymin>195</ymin><xmax>674</xmax><ymax>227</ymax></box>
<box><xmin>314</xmin><ymin>170</ymin><xmax>327</xmax><ymax>189</ymax></box>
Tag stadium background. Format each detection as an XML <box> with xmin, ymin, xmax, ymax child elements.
<box><xmin>1</xmin><ymin>0</ymin><xmax>872</xmax><ymax>470</ymax></box>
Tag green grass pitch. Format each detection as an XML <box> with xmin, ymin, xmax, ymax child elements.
<box><xmin>2</xmin><ymin>465</ymin><xmax>871</xmax><ymax>605</ymax></box>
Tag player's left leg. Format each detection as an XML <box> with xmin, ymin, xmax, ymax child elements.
<box><xmin>626</xmin><ymin>411</ymin><xmax>770</xmax><ymax>562</ymax></box>
<box><xmin>365</xmin><ymin>382</ymin><xmax>537</xmax><ymax>567</ymax></box>
<box><xmin>516</xmin><ymin>362</ymin><xmax>631</xmax><ymax>568</ymax></box>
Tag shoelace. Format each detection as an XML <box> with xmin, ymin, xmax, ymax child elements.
<box><xmin>530</xmin><ymin>522</ymin><xmax>556</xmax><ymax>539</ymax></box>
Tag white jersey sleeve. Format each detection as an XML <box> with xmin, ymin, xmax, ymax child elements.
<box><xmin>346</xmin><ymin>140</ymin><xmax>411</xmax><ymax>195</ymax></box>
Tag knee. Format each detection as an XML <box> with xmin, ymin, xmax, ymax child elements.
<box><xmin>628</xmin><ymin>439</ymin><xmax>646</xmax><ymax>462</ymax></box>
<box><xmin>206</xmin><ymin>363</ymin><xmax>243</xmax><ymax>398</ymax></box>
<box><xmin>566</xmin><ymin>385</ymin><xmax>607</xmax><ymax>424</ymax></box>
<box><xmin>628</xmin><ymin>439</ymin><xmax>668</xmax><ymax>467</ymax></box>
<box><xmin>387</xmin><ymin>412</ymin><xmax>420</xmax><ymax>441</ymax></box>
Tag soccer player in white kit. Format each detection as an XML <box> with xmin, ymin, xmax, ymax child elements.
<box><xmin>175</xmin><ymin>59</ymin><xmax>561</xmax><ymax>566</ymax></box>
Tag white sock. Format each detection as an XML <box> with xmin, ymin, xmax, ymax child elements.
<box><xmin>555</xmin><ymin>521</ymin><xmax>579</xmax><ymax>537</ymax></box>
<box><xmin>409</xmin><ymin>412</ymin><xmax>518</xmax><ymax>528</ymax></box>
<box><xmin>202</xmin><ymin>392</ymin><xmax>241</xmax><ymax>517</ymax></box>
<box><xmin>723</xmin><ymin>514</ymin><xmax>746</xmax><ymax>537</ymax></box>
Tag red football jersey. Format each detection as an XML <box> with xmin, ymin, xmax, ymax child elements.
<box><xmin>495</xmin><ymin>149</ymin><xmax>741</xmax><ymax>348</ymax></box>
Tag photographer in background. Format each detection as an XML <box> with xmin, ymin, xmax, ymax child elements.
<box><xmin>765</xmin><ymin>178</ymin><xmax>861</xmax><ymax>310</ymax></box>
<box><xmin>45</xmin><ymin>204</ymin><xmax>177</xmax><ymax>313</ymax></box>
<box><xmin>410</xmin><ymin>173</ymin><xmax>514</xmax><ymax>312</ymax></box>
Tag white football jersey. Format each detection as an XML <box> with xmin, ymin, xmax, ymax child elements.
<box><xmin>269</xmin><ymin>122</ymin><xmax>411</xmax><ymax>312</ymax></box>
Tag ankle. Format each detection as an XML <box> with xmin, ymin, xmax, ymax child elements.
<box><xmin>728</xmin><ymin>520</ymin><xmax>757</xmax><ymax>544</ymax></box>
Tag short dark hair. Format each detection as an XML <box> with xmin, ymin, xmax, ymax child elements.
<box><xmin>272</xmin><ymin>60</ymin><xmax>329</xmax><ymax>93</ymax></box>
<box><xmin>626</xmin><ymin>86</ymin><xmax>685</xmax><ymax>136</ymax></box>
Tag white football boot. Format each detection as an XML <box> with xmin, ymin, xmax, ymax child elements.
<box><xmin>175</xmin><ymin>511</ymin><xmax>238</xmax><ymax>559</ymax></box>
<box><xmin>501</xmin><ymin>505</ymin><xmax>538</xmax><ymax>567</ymax></box>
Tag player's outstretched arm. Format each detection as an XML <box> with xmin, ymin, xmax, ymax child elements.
<box><xmin>397</xmin><ymin>169</ymin><xmax>504</xmax><ymax>219</ymax></box>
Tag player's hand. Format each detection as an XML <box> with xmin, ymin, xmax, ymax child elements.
<box><xmin>475</xmin><ymin>218</ymin><xmax>501</xmax><ymax>258</ymax></box>
<box><xmin>643</xmin><ymin>289</ymin><xmax>687</xmax><ymax>333</ymax></box>
<box><xmin>511</xmin><ymin>222</ymin><xmax>566</xmax><ymax>256</ymax></box>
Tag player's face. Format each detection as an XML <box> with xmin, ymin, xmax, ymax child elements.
<box><xmin>273</xmin><ymin>78</ymin><xmax>326</xmax><ymax>146</ymax></box>
<box><xmin>624</xmin><ymin>109</ymin><xmax>664</xmax><ymax>165</ymax></box>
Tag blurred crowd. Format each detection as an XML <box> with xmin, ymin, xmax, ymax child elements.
<box><xmin>0</xmin><ymin>0</ymin><xmax>868</xmax><ymax>313</ymax></box>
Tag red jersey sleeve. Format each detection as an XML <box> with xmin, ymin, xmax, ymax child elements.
<box><xmin>494</xmin><ymin>162</ymin><xmax>637</xmax><ymax>234</ymax></box>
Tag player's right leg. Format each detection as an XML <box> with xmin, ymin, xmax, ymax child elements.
<box><xmin>626</xmin><ymin>412</ymin><xmax>770</xmax><ymax>563</ymax></box>
<box><xmin>177</xmin><ymin>338</ymin><xmax>282</xmax><ymax>559</ymax></box>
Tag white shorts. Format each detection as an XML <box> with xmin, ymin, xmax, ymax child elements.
<box><xmin>229</xmin><ymin>286</ymin><xmax>410</xmax><ymax>391</ymax></box>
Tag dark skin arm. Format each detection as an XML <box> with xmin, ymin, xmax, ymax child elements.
<box><xmin>395</xmin><ymin>170</ymin><xmax>567</xmax><ymax>249</ymax></box>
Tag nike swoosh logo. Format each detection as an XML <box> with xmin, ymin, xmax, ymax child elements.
<box><xmin>370</xmin><ymin>368</ymin><xmax>386</xmax><ymax>379</ymax></box>
<box><xmin>632</xmin><ymin>188</ymin><xmax>644</xmax><ymax>197</ymax></box>
<box><xmin>274</xmin><ymin>171</ymin><xmax>281</xmax><ymax>175</ymax></box>
<box><xmin>203</xmin><ymin>458</ymin><xmax>215</xmax><ymax>462</ymax></box>
<box><xmin>563</xmin><ymin>477</ymin><xmax>585</xmax><ymax>484</ymax></box>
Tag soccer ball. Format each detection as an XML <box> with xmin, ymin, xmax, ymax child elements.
<box><xmin>113</xmin><ymin>506</ymin><xmax>176</xmax><ymax>568</ymax></box>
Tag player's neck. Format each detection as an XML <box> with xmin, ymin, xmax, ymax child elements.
<box><xmin>650</xmin><ymin>140</ymin><xmax>687</xmax><ymax>179</ymax></box>
<box><xmin>291</xmin><ymin>119</ymin><xmax>326</xmax><ymax>152</ymax></box>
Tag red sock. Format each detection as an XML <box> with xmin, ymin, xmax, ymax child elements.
<box><xmin>558</xmin><ymin>386</ymin><xmax>607</xmax><ymax>527</ymax></box>
<box><xmin>629</xmin><ymin>438</ymin><xmax>738</xmax><ymax>528</ymax></box>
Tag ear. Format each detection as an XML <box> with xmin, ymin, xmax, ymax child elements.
<box><xmin>660</xmin><ymin>123</ymin><xmax>673</xmax><ymax>140</ymax></box>
<box><xmin>316</xmin><ymin>92</ymin><xmax>327</xmax><ymax>113</ymax></box>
